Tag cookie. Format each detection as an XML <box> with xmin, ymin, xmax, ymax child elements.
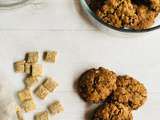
<box><xmin>93</xmin><ymin>102</ymin><xmax>133</xmax><ymax>120</ymax></box>
<box><xmin>112</xmin><ymin>75</ymin><xmax>147</xmax><ymax>110</ymax></box>
<box><xmin>78</xmin><ymin>67</ymin><xmax>117</xmax><ymax>103</ymax></box>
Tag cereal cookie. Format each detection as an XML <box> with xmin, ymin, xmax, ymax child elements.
<box><xmin>78</xmin><ymin>67</ymin><xmax>117</xmax><ymax>103</ymax></box>
<box><xmin>93</xmin><ymin>102</ymin><xmax>133</xmax><ymax>120</ymax></box>
<box><xmin>112</xmin><ymin>75</ymin><xmax>147</xmax><ymax>110</ymax></box>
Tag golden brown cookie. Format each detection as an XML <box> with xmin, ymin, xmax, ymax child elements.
<box><xmin>112</xmin><ymin>75</ymin><xmax>147</xmax><ymax>110</ymax></box>
<box><xmin>78</xmin><ymin>67</ymin><xmax>117</xmax><ymax>103</ymax></box>
<box><xmin>93</xmin><ymin>102</ymin><xmax>133</xmax><ymax>120</ymax></box>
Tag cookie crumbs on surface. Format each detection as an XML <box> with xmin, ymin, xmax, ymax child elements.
<box><xmin>35</xmin><ymin>85</ymin><xmax>49</xmax><ymax>100</ymax></box>
<box><xmin>26</xmin><ymin>52</ymin><xmax>39</xmax><ymax>63</ymax></box>
<box><xmin>43</xmin><ymin>51</ymin><xmax>57</xmax><ymax>63</ymax></box>
<box><xmin>18</xmin><ymin>89</ymin><xmax>32</xmax><ymax>102</ymax></box>
<box><xmin>34</xmin><ymin>111</ymin><xmax>48</xmax><ymax>120</ymax></box>
<box><xmin>14</xmin><ymin>60</ymin><xmax>25</xmax><ymax>73</ymax></box>
<box><xmin>24</xmin><ymin>76</ymin><xmax>38</xmax><ymax>88</ymax></box>
<box><xmin>21</xmin><ymin>99</ymin><xmax>36</xmax><ymax>112</ymax></box>
<box><xmin>31</xmin><ymin>64</ymin><xmax>43</xmax><ymax>77</ymax></box>
<box><xmin>48</xmin><ymin>101</ymin><xmax>64</xmax><ymax>115</ymax></box>
<box><xmin>43</xmin><ymin>77</ymin><xmax>58</xmax><ymax>92</ymax></box>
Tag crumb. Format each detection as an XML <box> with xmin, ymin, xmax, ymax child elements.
<box><xmin>48</xmin><ymin>101</ymin><xmax>64</xmax><ymax>115</ymax></box>
<box><xmin>35</xmin><ymin>85</ymin><xmax>49</xmax><ymax>100</ymax></box>
<box><xmin>43</xmin><ymin>51</ymin><xmax>57</xmax><ymax>63</ymax></box>
<box><xmin>14</xmin><ymin>60</ymin><xmax>25</xmax><ymax>73</ymax></box>
<box><xmin>43</xmin><ymin>77</ymin><xmax>58</xmax><ymax>92</ymax></box>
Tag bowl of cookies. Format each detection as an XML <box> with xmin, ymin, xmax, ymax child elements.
<box><xmin>80</xmin><ymin>0</ymin><xmax>160</xmax><ymax>32</ymax></box>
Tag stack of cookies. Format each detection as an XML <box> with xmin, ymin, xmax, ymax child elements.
<box><xmin>78</xmin><ymin>67</ymin><xmax>147</xmax><ymax>120</ymax></box>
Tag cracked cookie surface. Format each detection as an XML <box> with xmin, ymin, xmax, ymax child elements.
<box><xmin>78</xmin><ymin>67</ymin><xmax>117</xmax><ymax>103</ymax></box>
<box><xmin>112</xmin><ymin>75</ymin><xmax>147</xmax><ymax>110</ymax></box>
<box><xmin>93</xmin><ymin>102</ymin><xmax>133</xmax><ymax>120</ymax></box>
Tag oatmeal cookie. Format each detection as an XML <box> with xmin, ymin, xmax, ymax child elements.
<box><xmin>78</xmin><ymin>67</ymin><xmax>117</xmax><ymax>103</ymax></box>
<box><xmin>93</xmin><ymin>102</ymin><xmax>133</xmax><ymax>120</ymax></box>
<box><xmin>96</xmin><ymin>0</ymin><xmax>139</xmax><ymax>28</ymax></box>
<box><xmin>112</xmin><ymin>75</ymin><xmax>147</xmax><ymax>110</ymax></box>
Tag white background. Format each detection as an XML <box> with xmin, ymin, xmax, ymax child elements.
<box><xmin>0</xmin><ymin>0</ymin><xmax>159</xmax><ymax>120</ymax></box>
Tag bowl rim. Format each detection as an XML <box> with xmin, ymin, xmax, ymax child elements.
<box><xmin>0</xmin><ymin>0</ymin><xmax>32</xmax><ymax>9</ymax></box>
<box><xmin>80</xmin><ymin>0</ymin><xmax>160</xmax><ymax>33</ymax></box>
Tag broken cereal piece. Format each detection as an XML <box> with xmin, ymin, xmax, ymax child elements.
<box><xmin>21</xmin><ymin>99</ymin><xmax>36</xmax><ymax>112</ymax></box>
<box><xmin>43</xmin><ymin>51</ymin><xmax>57</xmax><ymax>63</ymax></box>
<box><xmin>24</xmin><ymin>76</ymin><xmax>38</xmax><ymax>88</ymax></box>
<box><xmin>43</xmin><ymin>77</ymin><xmax>58</xmax><ymax>92</ymax></box>
<box><xmin>16</xmin><ymin>106</ymin><xmax>24</xmax><ymax>120</ymax></box>
<box><xmin>24</xmin><ymin>63</ymin><xmax>32</xmax><ymax>74</ymax></box>
<box><xmin>34</xmin><ymin>111</ymin><xmax>48</xmax><ymax>120</ymax></box>
<box><xmin>35</xmin><ymin>85</ymin><xmax>49</xmax><ymax>100</ymax></box>
<box><xmin>14</xmin><ymin>60</ymin><xmax>25</xmax><ymax>73</ymax></box>
<box><xmin>32</xmin><ymin>64</ymin><xmax>43</xmax><ymax>77</ymax></box>
<box><xmin>48</xmin><ymin>101</ymin><xmax>64</xmax><ymax>115</ymax></box>
<box><xmin>26</xmin><ymin>52</ymin><xmax>39</xmax><ymax>63</ymax></box>
<box><xmin>18</xmin><ymin>89</ymin><xmax>32</xmax><ymax>102</ymax></box>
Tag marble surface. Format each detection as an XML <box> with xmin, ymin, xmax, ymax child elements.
<box><xmin>0</xmin><ymin>0</ymin><xmax>159</xmax><ymax>120</ymax></box>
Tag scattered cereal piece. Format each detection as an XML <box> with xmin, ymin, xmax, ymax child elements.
<box><xmin>21</xmin><ymin>99</ymin><xmax>36</xmax><ymax>112</ymax></box>
<box><xmin>18</xmin><ymin>89</ymin><xmax>32</xmax><ymax>102</ymax></box>
<box><xmin>26</xmin><ymin>52</ymin><xmax>39</xmax><ymax>63</ymax></box>
<box><xmin>35</xmin><ymin>85</ymin><xmax>49</xmax><ymax>100</ymax></box>
<box><xmin>14</xmin><ymin>60</ymin><xmax>25</xmax><ymax>73</ymax></box>
<box><xmin>43</xmin><ymin>77</ymin><xmax>58</xmax><ymax>92</ymax></box>
<box><xmin>24</xmin><ymin>63</ymin><xmax>32</xmax><ymax>74</ymax></box>
<box><xmin>34</xmin><ymin>111</ymin><xmax>48</xmax><ymax>120</ymax></box>
<box><xmin>32</xmin><ymin>64</ymin><xmax>43</xmax><ymax>77</ymax></box>
<box><xmin>48</xmin><ymin>101</ymin><xmax>64</xmax><ymax>115</ymax></box>
<box><xmin>16</xmin><ymin>106</ymin><xmax>24</xmax><ymax>120</ymax></box>
<box><xmin>24</xmin><ymin>76</ymin><xmax>38</xmax><ymax>88</ymax></box>
<box><xmin>43</xmin><ymin>51</ymin><xmax>57</xmax><ymax>63</ymax></box>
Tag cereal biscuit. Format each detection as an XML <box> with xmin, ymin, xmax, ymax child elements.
<box><xmin>43</xmin><ymin>51</ymin><xmax>57</xmax><ymax>63</ymax></box>
<box><xmin>43</xmin><ymin>77</ymin><xmax>58</xmax><ymax>92</ymax></box>
<box><xmin>26</xmin><ymin>52</ymin><xmax>39</xmax><ymax>63</ymax></box>
<box><xmin>32</xmin><ymin>64</ymin><xmax>43</xmax><ymax>77</ymax></box>
<box><xmin>24</xmin><ymin>76</ymin><xmax>38</xmax><ymax>88</ymax></box>
<box><xmin>14</xmin><ymin>60</ymin><xmax>25</xmax><ymax>73</ymax></box>
<box><xmin>24</xmin><ymin>63</ymin><xmax>32</xmax><ymax>74</ymax></box>
<box><xmin>16</xmin><ymin>106</ymin><xmax>24</xmax><ymax>120</ymax></box>
<box><xmin>48</xmin><ymin>101</ymin><xmax>64</xmax><ymax>115</ymax></box>
<box><xmin>112</xmin><ymin>75</ymin><xmax>147</xmax><ymax>110</ymax></box>
<box><xmin>93</xmin><ymin>102</ymin><xmax>133</xmax><ymax>120</ymax></box>
<box><xmin>34</xmin><ymin>111</ymin><xmax>48</xmax><ymax>120</ymax></box>
<box><xmin>78</xmin><ymin>67</ymin><xmax>117</xmax><ymax>103</ymax></box>
<box><xmin>35</xmin><ymin>85</ymin><xmax>49</xmax><ymax>100</ymax></box>
<box><xmin>21</xmin><ymin>99</ymin><xmax>36</xmax><ymax>112</ymax></box>
<box><xmin>18</xmin><ymin>89</ymin><xmax>32</xmax><ymax>102</ymax></box>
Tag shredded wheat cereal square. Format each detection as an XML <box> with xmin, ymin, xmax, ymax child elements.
<box><xmin>34</xmin><ymin>111</ymin><xmax>48</xmax><ymax>120</ymax></box>
<box><xmin>43</xmin><ymin>77</ymin><xmax>58</xmax><ymax>92</ymax></box>
<box><xmin>24</xmin><ymin>76</ymin><xmax>38</xmax><ymax>88</ymax></box>
<box><xmin>24</xmin><ymin>63</ymin><xmax>32</xmax><ymax>74</ymax></box>
<box><xmin>18</xmin><ymin>89</ymin><xmax>32</xmax><ymax>102</ymax></box>
<box><xmin>43</xmin><ymin>51</ymin><xmax>57</xmax><ymax>63</ymax></box>
<box><xmin>21</xmin><ymin>99</ymin><xmax>36</xmax><ymax>112</ymax></box>
<box><xmin>31</xmin><ymin>64</ymin><xmax>43</xmax><ymax>77</ymax></box>
<box><xmin>35</xmin><ymin>85</ymin><xmax>49</xmax><ymax>100</ymax></box>
<box><xmin>48</xmin><ymin>101</ymin><xmax>64</xmax><ymax>115</ymax></box>
<box><xmin>14</xmin><ymin>60</ymin><xmax>25</xmax><ymax>73</ymax></box>
<box><xmin>26</xmin><ymin>52</ymin><xmax>39</xmax><ymax>63</ymax></box>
